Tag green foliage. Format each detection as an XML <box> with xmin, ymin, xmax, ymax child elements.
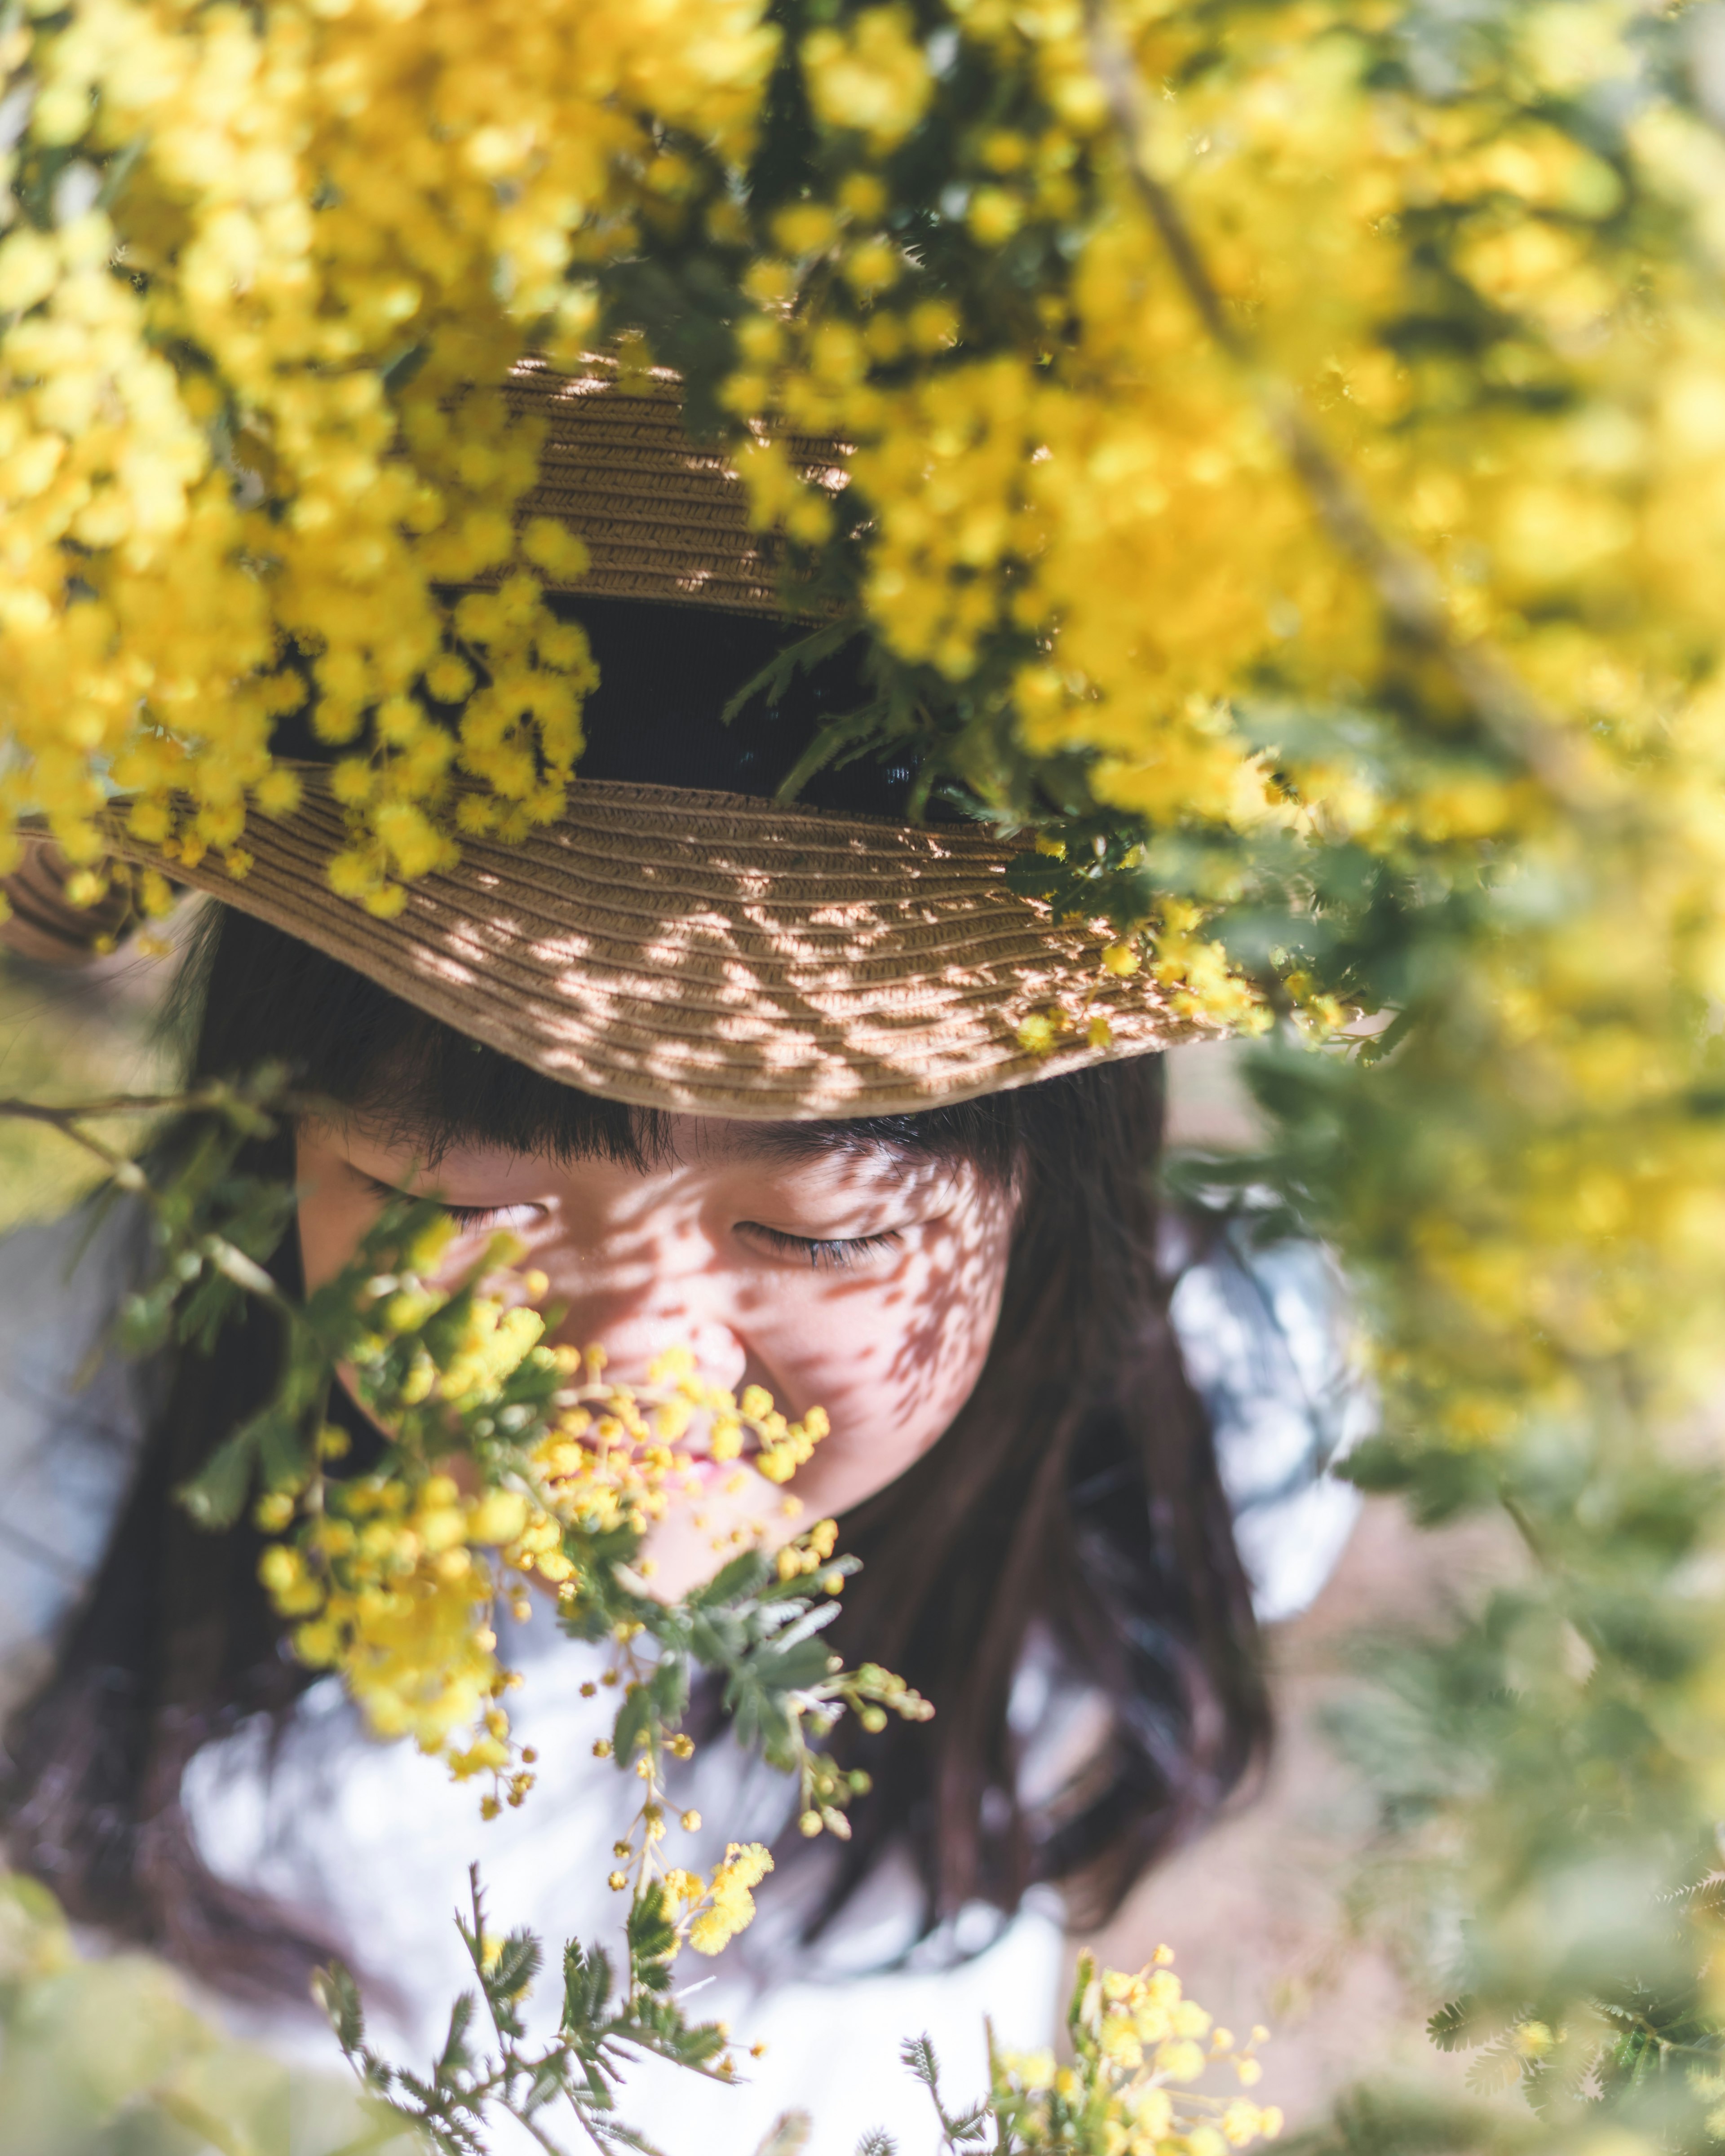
<box><xmin>1310</xmin><ymin>1464</ymin><xmax>1725</xmax><ymax>2150</ymax></box>
<box><xmin>1274</xmin><ymin>2084</ymin><xmax>1525</xmax><ymax>2156</ymax></box>
<box><xmin>318</xmin><ymin>1868</ymin><xmax>739</xmax><ymax>2156</ymax></box>
<box><xmin>0</xmin><ymin>1874</ymin><xmax>409</xmax><ymax>2156</ymax></box>
<box><xmin>899</xmin><ymin>2037</ymin><xmax>990</xmax><ymax>2150</ymax></box>
<box><xmin>557</xmin><ymin>1509</ymin><xmax>907</xmax><ymax>1834</ymax></box>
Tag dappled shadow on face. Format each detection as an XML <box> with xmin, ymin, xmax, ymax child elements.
<box><xmin>298</xmin><ymin>1095</ymin><xmax>1022</xmax><ymax>1550</ymax></box>
<box><xmin>713</xmin><ymin>1140</ymin><xmax>1018</xmax><ymax>1507</ymax></box>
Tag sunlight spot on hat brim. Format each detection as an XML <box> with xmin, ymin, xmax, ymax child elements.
<box><xmin>62</xmin><ymin>764</ymin><xmax>1221</xmax><ymax>1118</ymax></box>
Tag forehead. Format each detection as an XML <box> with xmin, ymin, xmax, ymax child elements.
<box><xmin>686</xmin><ymin>1118</ymin><xmax>920</xmax><ymax>1170</ymax></box>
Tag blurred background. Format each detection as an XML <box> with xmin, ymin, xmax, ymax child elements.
<box><xmin>0</xmin><ymin>935</ymin><xmax>175</xmax><ymax>1236</ymax></box>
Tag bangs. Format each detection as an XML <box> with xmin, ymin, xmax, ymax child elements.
<box><xmin>175</xmin><ymin>903</ymin><xmax>1032</xmax><ymax>1181</ymax></box>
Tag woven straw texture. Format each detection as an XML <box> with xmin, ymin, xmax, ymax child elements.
<box><xmin>507</xmin><ymin>359</ymin><xmax>844</xmax><ymax>614</ymax></box>
<box><xmin>69</xmin><ymin>771</ymin><xmax>1212</xmax><ymax>1118</ymax></box>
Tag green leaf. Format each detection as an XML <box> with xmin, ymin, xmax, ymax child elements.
<box><xmin>725</xmin><ymin>1668</ymin><xmax>796</xmax><ymax>1758</ymax></box>
<box><xmin>626</xmin><ymin>1884</ymin><xmax>677</xmax><ymax>1977</ymax></box>
<box><xmin>562</xmin><ymin>1939</ymin><xmax>614</xmax><ymax>2035</ymax></box>
<box><xmin>255</xmin><ymin>1401</ymin><xmax>314</xmax><ymax>1493</ymax></box>
<box><xmin>751</xmin><ymin>2115</ymin><xmax>813</xmax><ymax>2156</ymax></box>
<box><xmin>117</xmin><ymin>1281</ymin><xmax>180</xmax><ymax>1356</ymax></box>
<box><xmin>1003</xmin><ymin>852</ymin><xmax>1068</xmax><ymax>901</ymax></box>
<box><xmin>1426</xmin><ymin>1999</ymin><xmax>1476</xmax><ymax>2053</ymax></box>
<box><xmin>524</xmin><ymin>2058</ymin><xmax>571</xmax><ymax>2115</ymax></box>
<box><xmin>380</xmin><ymin>339</ymin><xmax>432</xmax><ymax>393</ymax></box>
<box><xmin>773</xmin><ymin>704</ymin><xmax>890</xmax><ymax>805</ymax></box>
<box><xmin>176</xmin><ymin>1421</ymin><xmax>264</xmax><ymax>1529</ymax></box>
<box><xmin>650</xmin><ymin>1652</ymin><xmax>690</xmax><ymax>1723</ymax></box>
<box><xmin>176</xmin><ymin>1268</ymin><xmax>246</xmax><ymax>1354</ymax></box>
<box><xmin>688</xmin><ymin>1611</ymin><xmax>748</xmax><ymax>1664</ymax></box>
<box><xmin>315</xmin><ymin>1961</ymin><xmax>367</xmax><ymax>2054</ymax></box>
<box><xmin>687</xmin><ymin>1549</ymin><xmax>773</xmax><ymax>1609</ymax></box>
<box><xmin>436</xmin><ymin>1992</ymin><xmax>476</xmax><ymax>2078</ymax></box>
<box><xmin>1463</xmin><ymin>2041</ymin><xmax>1524</xmax><ymax>2097</ymax></box>
<box><xmin>900</xmin><ymin>2036</ymin><xmax>940</xmax><ymax>2090</ymax></box>
<box><xmin>743</xmin><ymin>1633</ymin><xmax>836</xmax><ymax>1694</ymax></box>
<box><xmin>488</xmin><ymin>1929</ymin><xmax>541</xmax><ymax>2004</ymax></box>
<box><xmin>610</xmin><ymin>1684</ymin><xmax>656</xmax><ymax>1770</ymax></box>
<box><xmin>719</xmin><ymin>620</ymin><xmax>859</xmax><ymax>725</ymax></box>
<box><xmin>658</xmin><ymin>2019</ymin><xmax>727</xmax><ymax>2072</ymax></box>
<box><xmin>1340</xmin><ymin>1438</ymin><xmax>1499</xmax><ymax>1523</ymax></box>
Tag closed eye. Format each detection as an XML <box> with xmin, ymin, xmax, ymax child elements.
<box><xmin>738</xmin><ymin>1222</ymin><xmax>903</xmax><ymax>1271</ymax></box>
<box><xmin>359</xmin><ymin>1175</ymin><xmax>542</xmax><ymax>1232</ymax></box>
<box><xmin>439</xmin><ymin>1202</ymin><xmax>530</xmax><ymax>1230</ymax></box>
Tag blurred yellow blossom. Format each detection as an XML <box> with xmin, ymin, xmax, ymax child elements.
<box><xmin>993</xmin><ymin>1951</ymin><xmax>1279</xmax><ymax>2154</ymax></box>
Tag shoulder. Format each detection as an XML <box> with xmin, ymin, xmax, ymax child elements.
<box><xmin>0</xmin><ymin>1197</ymin><xmax>157</xmax><ymax>1706</ymax></box>
<box><xmin>1166</xmin><ymin>1203</ymin><xmax>1372</xmax><ymax>1622</ymax></box>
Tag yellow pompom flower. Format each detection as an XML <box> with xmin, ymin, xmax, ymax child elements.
<box><xmin>685</xmin><ymin>1843</ymin><xmax>773</xmax><ymax>1956</ymax></box>
<box><xmin>801</xmin><ymin>8</ymin><xmax>931</xmax><ymax>153</ymax></box>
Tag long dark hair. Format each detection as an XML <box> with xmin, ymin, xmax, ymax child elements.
<box><xmin>2</xmin><ymin>594</ymin><xmax>1268</xmax><ymax>1994</ymax></box>
<box><xmin>1</xmin><ymin>903</ymin><xmax>1268</xmax><ymax>1995</ymax></box>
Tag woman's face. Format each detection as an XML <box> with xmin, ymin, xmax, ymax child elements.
<box><xmin>296</xmin><ymin>1113</ymin><xmax>1017</xmax><ymax>1592</ymax></box>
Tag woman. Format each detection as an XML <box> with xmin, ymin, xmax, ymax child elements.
<box><xmin>0</xmin><ymin>377</ymin><xmax>1364</xmax><ymax>2153</ymax></box>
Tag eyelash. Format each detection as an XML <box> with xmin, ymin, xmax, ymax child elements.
<box><xmin>362</xmin><ymin>1180</ymin><xmax>521</xmax><ymax>1232</ymax></box>
<box><xmin>743</xmin><ymin>1224</ymin><xmax>902</xmax><ymax>1270</ymax></box>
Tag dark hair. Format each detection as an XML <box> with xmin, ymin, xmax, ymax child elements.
<box><xmin>1</xmin><ymin>905</ymin><xmax>1268</xmax><ymax>1994</ymax></box>
<box><xmin>2</xmin><ymin>595</ymin><xmax>1268</xmax><ymax>1993</ymax></box>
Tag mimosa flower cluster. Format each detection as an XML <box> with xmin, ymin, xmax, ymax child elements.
<box><xmin>0</xmin><ymin>0</ymin><xmax>774</xmax><ymax>914</ymax></box>
<box><xmin>990</xmin><ymin>1951</ymin><xmax>1281</xmax><ymax>2156</ymax></box>
<box><xmin>711</xmin><ymin>1</ymin><xmax>1725</xmax><ymax>1049</ymax></box>
<box><xmin>242</xmin><ymin>1212</ymin><xmax>833</xmax><ymax>1811</ymax></box>
<box><xmin>659</xmin><ymin>1841</ymin><xmax>775</xmax><ymax>1959</ymax></box>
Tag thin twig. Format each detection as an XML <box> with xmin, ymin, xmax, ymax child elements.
<box><xmin>0</xmin><ymin>1092</ymin><xmax>226</xmax><ymax>1217</ymax></box>
<box><xmin>0</xmin><ymin>1082</ymin><xmax>320</xmax><ymax>1123</ymax></box>
<box><xmin>461</xmin><ymin>1868</ymin><xmax>582</xmax><ymax>2156</ymax></box>
<box><xmin>0</xmin><ymin>1102</ymin><xmax>132</xmax><ymax>1176</ymax></box>
<box><xmin>0</xmin><ymin>1090</ymin><xmax>199</xmax><ymax>1123</ymax></box>
<box><xmin>1081</xmin><ymin>0</ymin><xmax>1603</xmax><ymax>812</ymax></box>
<box><xmin>0</xmin><ymin>1082</ymin><xmax>327</xmax><ymax>1213</ymax></box>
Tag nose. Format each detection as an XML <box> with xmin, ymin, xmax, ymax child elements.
<box><xmin>552</xmin><ymin>1304</ymin><xmax>749</xmax><ymax>1398</ymax></box>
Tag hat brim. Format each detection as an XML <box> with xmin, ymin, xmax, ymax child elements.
<box><xmin>54</xmin><ymin>770</ymin><xmax>1216</xmax><ymax>1119</ymax></box>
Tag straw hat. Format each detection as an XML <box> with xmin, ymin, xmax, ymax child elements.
<box><xmin>14</xmin><ymin>365</ymin><xmax>1215</xmax><ymax>1119</ymax></box>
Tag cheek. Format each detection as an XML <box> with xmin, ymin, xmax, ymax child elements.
<box><xmin>293</xmin><ymin>1135</ymin><xmax>407</xmax><ymax>1294</ymax></box>
<box><xmin>295</xmin><ymin>1171</ymin><xmax>370</xmax><ymax>1294</ymax></box>
<box><xmin>296</xmin><ymin>1200</ymin><xmax>344</xmax><ymax>1291</ymax></box>
<box><xmin>768</xmin><ymin>1224</ymin><xmax>1013</xmax><ymax>1498</ymax></box>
